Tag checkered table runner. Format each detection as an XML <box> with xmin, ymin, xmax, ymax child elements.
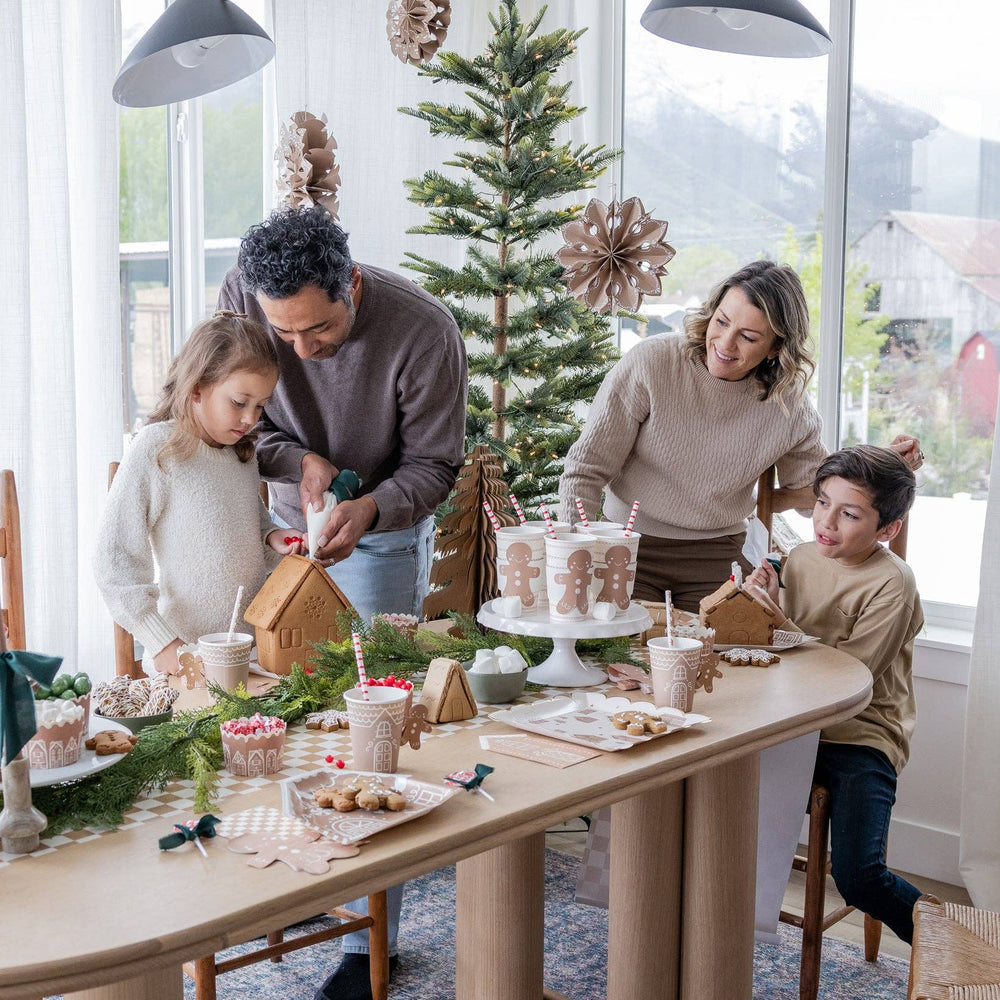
<box><xmin>0</xmin><ymin>684</ymin><xmax>560</xmax><ymax>867</ymax></box>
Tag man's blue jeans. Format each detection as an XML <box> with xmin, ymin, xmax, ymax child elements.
<box><xmin>814</xmin><ymin>742</ymin><xmax>921</xmax><ymax>943</ymax></box>
<box><xmin>271</xmin><ymin>513</ymin><xmax>436</xmax><ymax>957</ymax></box>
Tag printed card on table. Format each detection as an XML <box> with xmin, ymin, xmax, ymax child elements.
<box><xmin>479</xmin><ymin>733</ymin><xmax>603</xmax><ymax>768</ymax></box>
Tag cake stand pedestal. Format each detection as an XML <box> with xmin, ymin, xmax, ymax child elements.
<box><xmin>476</xmin><ymin>599</ymin><xmax>653</xmax><ymax>688</ymax></box>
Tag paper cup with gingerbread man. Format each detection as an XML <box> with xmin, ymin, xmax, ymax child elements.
<box><xmin>586</xmin><ymin>528</ymin><xmax>641</xmax><ymax>617</ymax></box>
<box><xmin>544</xmin><ymin>533</ymin><xmax>596</xmax><ymax>621</ymax></box>
<box><xmin>496</xmin><ymin>525</ymin><xmax>547</xmax><ymax>613</ymax></box>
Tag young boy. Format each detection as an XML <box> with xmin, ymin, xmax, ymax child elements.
<box><xmin>747</xmin><ymin>444</ymin><xmax>924</xmax><ymax>943</ymax></box>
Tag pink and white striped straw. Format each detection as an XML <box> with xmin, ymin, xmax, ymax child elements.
<box><xmin>624</xmin><ymin>499</ymin><xmax>640</xmax><ymax>537</ymax></box>
<box><xmin>508</xmin><ymin>494</ymin><xmax>527</xmax><ymax>525</ymax></box>
<box><xmin>351</xmin><ymin>632</ymin><xmax>370</xmax><ymax>700</ymax></box>
<box><xmin>538</xmin><ymin>502</ymin><xmax>558</xmax><ymax>539</ymax></box>
<box><xmin>482</xmin><ymin>500</ymin><xmax>502</xmax><ymax>533</ymax></box>
<box><xmin>574</xmin><ymin>498</ymin><xmax>590</xmax><ymax>528</ymax></box>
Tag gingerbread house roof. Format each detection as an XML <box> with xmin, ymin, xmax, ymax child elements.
<box><xmin>698</xmin><ymin>579</ymin><xmax>777</xmax><ymax>621</ymax></box>
<box><xmin>245</xmin><ymin>554</ymin><xmax>355</xmax><ymax>630</ymax></box>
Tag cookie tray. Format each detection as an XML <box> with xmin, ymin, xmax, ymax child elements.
<box><xmin>282</xmin><ymin>770</ymin><xmax>459</xmax><ymax>845</ymax></box>
<box><xmin>489</xmin><ymin>692</ymin><xmax>709</xmax><ymax>752</ymax></box>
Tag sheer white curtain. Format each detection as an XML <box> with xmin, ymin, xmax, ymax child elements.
<box><xmin>271</xmin><ymin>1</ymin><xmax>623</xmax><ymax>270</ymax></box>
<box><xmin>0</xmin><ymin>0</ymin><xmax>120</xmax><ymax>676</ymax></box>
<box><xmin>960</xmin><ymin>403</ymin><xmax>1000</xmax><ymax>908</ymax></box>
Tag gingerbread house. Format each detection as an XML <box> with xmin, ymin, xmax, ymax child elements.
<box><xmin>245</xmin><ymin>555</ymin><xmax>355</xmax><ymax>675</ymax></box>
<box><xmin>418</xmin><ymin>657</ymin><xmax>478</xmax><ymax>723</ymax></box>
<box><xmin>698</xmin><ymin>579</ymin><xmax>776</xmax><ymax>646</ymax></box>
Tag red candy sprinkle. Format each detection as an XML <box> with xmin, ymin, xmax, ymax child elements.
<box><xmin>335</xmin><ymin>759</ymin><xmax>345</xmax><ymax>769</ymax></box>
<box><xmin>305</xmin><ymin>668</ymin><xmax>313</xmax><ymax>675</ymax></box>
<box><xmin>325</xmin><ymin>755</ymin><xmax>334</xmax><ymax>763</ymax></box>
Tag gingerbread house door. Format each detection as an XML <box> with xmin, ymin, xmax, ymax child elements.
<box><xmin>374</xmin><ymin>719</ymin><xmax>394</xmax><ymax>771</ymax></box>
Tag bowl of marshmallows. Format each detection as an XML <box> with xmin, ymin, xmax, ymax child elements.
<box><xmin>463</xmin><ymin>645</ymin><xmax>529</xmax><ymax>704</ymax></box>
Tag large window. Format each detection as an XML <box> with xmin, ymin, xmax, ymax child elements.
<box><xmin>118</xmin><ymin>0</ymin><xmax>269</xmax><ymax>432</ymax></box>
<box><xmin>623</xmin><ymin>0</ymin><xmax>989</xmax><ymax>618</ymax></box>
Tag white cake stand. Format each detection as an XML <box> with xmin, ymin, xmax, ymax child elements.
<box><xmin>476</xmin><ymin>599</ymin><xmax>653</xmax><ymax>688</ymax></box>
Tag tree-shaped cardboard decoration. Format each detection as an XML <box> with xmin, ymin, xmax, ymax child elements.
<box><xmin>400</xmin><ymin>0</ymin><xmax>620</xmax><ymax>507</ymax></box>
<box><xmin>423</xmin><ymin>445</ymin><xmax>517</xmax><ymax>620</ymax></box>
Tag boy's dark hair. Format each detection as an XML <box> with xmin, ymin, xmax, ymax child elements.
<box><xmin>814</xmin><ymin>445</ymin><xmax>916</xmax><ymax>527</ymax></box>
<box><xmin>238</xmin><ymin>206</ymin><xmax>353</xmax><ymax>305</ymax></box>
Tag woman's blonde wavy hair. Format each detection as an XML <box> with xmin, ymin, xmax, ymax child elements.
<box><xmin>147</xmin><ymin>311</ymin><xmax>279</xmax><ymax>468</ymax></box>
<box><xmin>682</xmin><ymin>260</ymin><xmax>815</xmax><ymax>406</ymax></box>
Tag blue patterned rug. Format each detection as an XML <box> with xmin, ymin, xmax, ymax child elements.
<box><xmin>155</xmin><ymin>849</ymin><xmax>910</xmax><ymax>1000</ymax></box>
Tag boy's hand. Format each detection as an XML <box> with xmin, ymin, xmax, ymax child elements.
<box><xmin>746</xmin><ymin>560</ymin><xmax>780</xmax><ymax>606</ymax></box>
<box><xmin>889</xmin><ymin>434</ymin><xmax>924</xmax><ymax>470</ymax></box>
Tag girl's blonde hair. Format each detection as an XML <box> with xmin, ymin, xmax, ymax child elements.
<box><xmin>682</xmin><ymin>260</ymin><xmax>815</xmax><ymax>406</ymax></box>
<box><xmin>148</xmin><ymin>311</ymin><xmax>279</xmax><ymax>466</ymax></box>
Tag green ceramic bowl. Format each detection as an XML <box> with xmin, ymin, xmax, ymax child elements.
<box><xmin>95</xmin><ymin>707</ymin><xmax>173</xmax><ymax>734</ymax></box>
<box><xmin>462</xmin><ymin>661</ymin><xmax>528</xmax><ymax>705</ymax></box>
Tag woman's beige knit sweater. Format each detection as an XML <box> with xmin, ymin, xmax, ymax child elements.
<box><xmin>559</xmin><ymin>335</ymin><xmax>825</xmax><ymax>539</ymax></box>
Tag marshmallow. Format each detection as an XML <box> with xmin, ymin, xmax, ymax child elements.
<box><xmin>592</xmin><ymin>601</ymin><xmax>616</xmax><ymax>621</ymax></box>
<box><xmin>494</xmin><ymin>645</ymin><xmax>527</xmax><ymax>674</ymax></box>
<box><xmin>36</xmin><ymin>699</ymin><xmax>85</xmax><ymax>728</ymax></box>
<box><xmin>470</xmin><ymin>649</ymin><xmax>500</xmax><ymax>674</ymax></box>
<box><xmin>498</xmin><ymin>595</ymin><xmax>522</xmax><ymax>618</ymax></box>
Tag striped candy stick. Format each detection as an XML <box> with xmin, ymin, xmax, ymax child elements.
<box><xmin>508</xmin><ymin>494</ymin><xmax>527</xmax><ymax>525</ymax></box>
<box><xmin>538</xmin><ymin>502</ymin><xmax>558</xmax><ymax>539</ymax></box>
<box><xmin>624</xmin><ymin>499</ymin><xmax>640</xmax><ymax>537</ymax></box>
<box><xmin>482</xmin><ymin>501</ymin><xmax>502</xmax><ymax>532</ymax></box>
<box><xmin>574</xmin><ymin>498</ymin><xmax>590</xmax><ymax>528</ymax></box>
<box><xmin>351</xmin><ymin>632</ymin><xmax>370</xmax><ymax>701</ymax></box>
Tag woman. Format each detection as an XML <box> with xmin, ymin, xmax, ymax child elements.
<box><xmin>558</xmin><ymin>260</ymin><xmax>921</xmax><ymax>612</ymax></box>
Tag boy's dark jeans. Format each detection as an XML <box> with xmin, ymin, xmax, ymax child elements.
<box><xmin>814</xmin><ymin>742</ymin><xmax>922</xmax><ymax>944</ymax></box>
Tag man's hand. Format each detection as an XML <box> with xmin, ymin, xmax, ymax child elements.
<box><xmin>153</xmin><ymin>638</ymin><xmax>184</xmax><ymax>676</ymax></box>
<box><xmin>300</xmin><ymin>452</ymin><xmax>339</xmax><ymax>517</ymax></box>
<box><xmin>314</xmin><ymin>496</ymin><xmax>379</xmax><ymax>563</ymax></box>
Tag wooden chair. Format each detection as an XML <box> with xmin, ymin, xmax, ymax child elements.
<box><xmin>0</xmin><ymin>469</ymin><xmax>26</xmax><ymax>651</ymax></box>
<box><xmin>756</xmin><ymin>465</ymin><xmax>909</xmax><ymax>1000</ymax></box>
<box><xmin>909</xmin><ymin>895</ymin><xmax>1000</xmax><ymax>999</ymax></box>
<box><xmin>107</xmin><ymin>462</ymin><xmax>145</xmax><ymax>677</ymax></box>
<box><xmin>184</xmin><ymin>891</ymin><xmax>390</xmax><ymax>1000</ymax></box>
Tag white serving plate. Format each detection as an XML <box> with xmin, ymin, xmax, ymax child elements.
<box><xmin>282</xmin><ymin>770</ymin><xmax>459</xmax><ymax>845</ymax></box>
<box><xmin>489</xmin><ymin>691</ymin><xmax>709</xmax><ymax>752</ymax></box>
<box><xmin>714</xmin><ymin>630</ymin><xmax>820</xmax><ymax>653</ymax></box>
<box><xmin>28</xmin><ymin>717</ymin><xmax>134</xmax><ymax>789</ymax></box>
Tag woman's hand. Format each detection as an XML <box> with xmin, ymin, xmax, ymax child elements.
<box><xmin>889</xmin><ymin>434</ymin><xmax>924</xmax><ymax>471</ymax></box>
<box><xmin>153</xmin><ymin>638</ymin><xmax>184</xmax><ymax>676</ymax></box>
<box><xmin>746</xmin><ymin>560</ymin><xmax>780</xmax><ymax>607</ymax></box>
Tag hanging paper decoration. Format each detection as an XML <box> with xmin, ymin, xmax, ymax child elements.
<box><xmin>386</xmin><ymin>0</ymin><xmax>451</xmax><ymax>66</ymax></box>
<box><xmin>556</xmin><ymin>197</ymin><xmax>676</xmax><ymax>315</ymax></box>
<box><xmin>275</xmin><ymin>111</ymin><xmax>341</xmax><ymax>218</ymax></box>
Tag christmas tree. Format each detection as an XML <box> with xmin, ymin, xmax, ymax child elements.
<box><xmin>423</xmin><ymin>445</ymin><xmax>518</xmax><ymax>620</ymax></box>
<box><xmin>400</xmin><ymin>0</ymin><xmax>619</xmax><ymax>507</ymax></box>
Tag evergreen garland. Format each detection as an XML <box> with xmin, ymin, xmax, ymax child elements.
<box><xmin>400</xmin><ymin>0</ymin><xmax>621</xmax><ymax>507</ymax></box>
<box><xmin>10</xmin><ymin>614</ymin><xmax>642</xmax><ymax>836</ymax></box>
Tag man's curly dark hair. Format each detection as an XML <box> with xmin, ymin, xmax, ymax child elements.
<box><xmin>237</xmin><ymin>206</ymin><xmax>354</xmax><ymax>305</ymax></box>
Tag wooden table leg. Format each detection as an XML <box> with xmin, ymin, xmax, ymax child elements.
<box><xmin>456</xmin><ymin>832</ymin><xmax>545</xmax><ymax>1000</ymax></box>
<box><xmin>608</xmin><ymin>781</ymin><xmax>684</xmax><ymax>1000</ymax></box>
<box><xmin>681</xmin><ymin>752</ymin><xmax>760</xmax><ymax>1000</ymax></box>
<box><xmin>64</xmin><ymin>965</ymin><xmax>183</xmax><ymax>1000</ymax></box>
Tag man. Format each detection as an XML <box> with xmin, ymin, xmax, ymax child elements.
<box><xmin>219</xmin><ymin>206</ymin><xmax>468</xmax><ymax>1000</ymax></box>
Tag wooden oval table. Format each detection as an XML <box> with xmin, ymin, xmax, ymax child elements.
<box><xmin>0</xmin><ymin>642</ymin><xmax>870</xmax><ymax>1000</ymax></box>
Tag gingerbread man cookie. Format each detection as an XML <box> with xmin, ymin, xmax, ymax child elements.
<box><xmin>594</xmin><ymin>544</ymin><xmax>635</xmax><ymax>610</ymax></box>
<box><xmin>499</xmin><ymin>541</ymin><xmax>540</xmax><ymax>609</ymax></box>
<box><xmin>400</xmin><ymin>703</ymin><xmax>432</xmax><ymax>750</ymax></box>
<box><xmin>85</xmin><ymin>730</ymin><xmax>139</xmax><ymax>755</ymax></box>
<box><xmin>554</xmin><ymin>549</ymin><xmax>593</xmax><ymax>615</ymax></box>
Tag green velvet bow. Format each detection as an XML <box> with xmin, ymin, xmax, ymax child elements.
<box><xmin>158</xmin><ymin>814</ymin><xmax>221</xmax><ymax>851</ymax></box>
<box><xmin>0</xmin><ymin>649</ymin><xmax>62</xmax><ymax>766</ymax></box>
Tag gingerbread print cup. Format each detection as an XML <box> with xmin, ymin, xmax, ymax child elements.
<box><xmin>344</xmin><ymin>687</ymin><xmax>409</xmax><ymax>773</ymax></box>
<box><xmin>496</xmin><ymin>525</ymin><xmax>547</xmax><ymax>612</ymax></box>
<box><xmin>544</xmin><ymin>533</ymin><xmax>596</xmax><ymax>621</ymax></box>
<box><xmin>648</xmin><ymin>636</ymin><xmax>703</xmax><ymax>713</ymax></box>
<box><xmin>588</xmin><ymin>530</ymin><xmax>640</xmax><ymax>616</ymax></box>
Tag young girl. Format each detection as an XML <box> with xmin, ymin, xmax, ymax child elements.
<box><xmin>94</xmin><ymin>311</ymin><xmax>304</xmax><ymax>675</ymax></box>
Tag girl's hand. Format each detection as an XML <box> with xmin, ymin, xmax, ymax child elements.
<box><xmin>153</xmin><ymin>638</ymin><xmax>184</xmax><ymax>676</ymax></box>
<box><xmin>746</xmin><ymin>560</ymin><xmax>780</xmax><ymax>605</ymax></box>
<box><xmin>267</xmin><ymin>529</ymin><xmax>306</xmax><ymax>556</ymax></box>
